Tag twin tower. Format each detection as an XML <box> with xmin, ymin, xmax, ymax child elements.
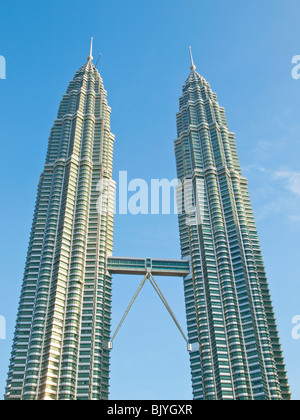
<box><xmin>5</xmin><ymin>41</ymin><xmax>291</xmax><ymax>400</ymax></box>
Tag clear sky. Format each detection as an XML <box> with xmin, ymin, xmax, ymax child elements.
<box><xmin>0</xmin><ymin>0</ymin><xmax>299</xmax><ymax>400</ymax></box>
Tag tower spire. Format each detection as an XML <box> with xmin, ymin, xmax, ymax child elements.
<box><xmin>189</xmin><ymin>46</ymin><xmax>196</xmax><ymax>71</ymax></box>
<box><xmin>87</xmin><ymin>37</ymin><xmax>94</xmax><ymax>62</ymax></box>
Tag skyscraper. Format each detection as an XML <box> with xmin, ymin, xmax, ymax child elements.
<box><xmin>5</xmin><ymin>43</ymin><xmax>290</xmax><ymax>401</ymax></box>
<box><xmin>5</xmin><ymin>40</ymin><xmax>115</xmax><ymax>400</ymax></box>
<box><xmin>175</xmin><ymin>49</ymin><xmax>291</xmax><ymax>400</ymax></box>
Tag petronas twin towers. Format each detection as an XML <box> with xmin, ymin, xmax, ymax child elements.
<box><xmin>5</xmin><ymin>41</ymin><xmax>290</xmax><ymax>400</ymax></box>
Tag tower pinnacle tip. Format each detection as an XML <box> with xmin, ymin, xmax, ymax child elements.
<box><xmin>189</xmin><ymin>46</ymin><xmax>196</xmax><ymax>71</ymax></box>
<box><xmin>87</xmin><ymin>37</ymin><xmax>94</xmax><ymax>62</ymax></box>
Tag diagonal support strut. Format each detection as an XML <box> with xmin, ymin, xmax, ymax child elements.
<box><xmin>109</xmin><ymin>272</ymin><xmax>191</xmax><ymax>351</ymax></box>
<box><xmin>148</xmin><ymin>274</ymin><xmax>188</xmax><ymax>344</ymax></box>
<box><xmin>111</xmin><ymin>273</ymin><xmax>149</xmax><ymax>343</ymax></box>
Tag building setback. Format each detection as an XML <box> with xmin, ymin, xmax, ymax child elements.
<box><xmin>175</xmin><ymin>51</ymin><xmax>291</xmax><ymax>400</ymax></box>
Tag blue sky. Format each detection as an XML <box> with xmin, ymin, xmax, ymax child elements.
<box><xmin>0</xmin><ymin>0</ymin><xmax>300</xmax><ymax>400</ymax></box>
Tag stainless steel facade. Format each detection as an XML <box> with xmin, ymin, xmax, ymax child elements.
<box><xmin>175</xmin><ymin>60</ymin><xmax>290</xmax><ymax>400</ymax></box>
<box><xmin>6</xmin><ymin>57</ymin><xmax>115</xmax><ymax>400</ymax></box>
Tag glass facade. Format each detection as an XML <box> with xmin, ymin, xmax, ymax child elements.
<box><xmin>5</xmin><ymin>58</ymin><xmax>115</xmax><ymax>400</ymax></box>
<box><xmin>175</xmin><ymin>63</ymin><xmax>291</xmax><ymax>400</ymax></box>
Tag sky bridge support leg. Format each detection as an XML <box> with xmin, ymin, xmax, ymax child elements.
<box><xmin>109</xmin><ymin>272</ymin><xmax>191</xmax><ymax>352</ymax></box>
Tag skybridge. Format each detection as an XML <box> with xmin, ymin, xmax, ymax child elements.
<box><xmin>107</xmin><ymin>256</ymin><xmax>190</xmax><ymax>277</ymax></box>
